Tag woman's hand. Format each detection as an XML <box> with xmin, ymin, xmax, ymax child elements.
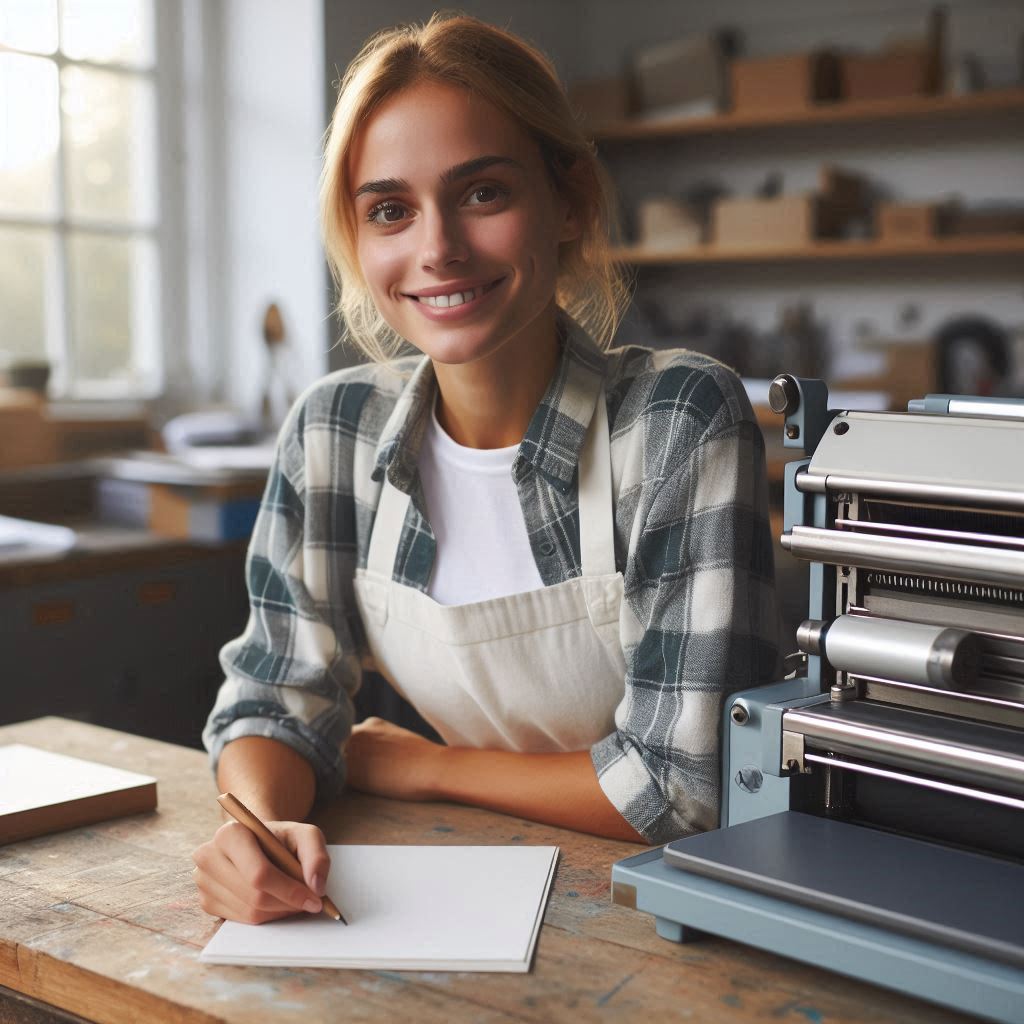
<box><xmin>345</xmin><ymin>716</ymin><xmax>445</xmax><ymax>801</ymax></box>
<box><xmin>192</xmin><ymin>819</ymin><xmax>331</xmax><ymax>925</ymax></box>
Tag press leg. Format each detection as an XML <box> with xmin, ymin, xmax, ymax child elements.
<box><xmin>654</xmin><ymin>916</ymin><xmax>703</xmax><ymax>943</ymax></box>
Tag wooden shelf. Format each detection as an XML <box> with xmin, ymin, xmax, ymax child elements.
<box><xmin>591</xmin><ymin>87</ymin><xmax>1024</xmax><ymax>142</ymax></box>
<box><xmin>613</xmin><ymin>233</ymin><xmax>1024</xmax><ymax>266</ymax></box>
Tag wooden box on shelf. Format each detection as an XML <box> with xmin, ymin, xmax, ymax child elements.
<box><xmin>632</xmin><ymin>33</ymin><xmax>728</xmax><ymax>119</ymax></box>
<box><xmin>50</xmin><ymin>414</ymin><xmax>151</xmax><ymax>461</ymax></box>
<box><xmin>840</xmin><ymin>6</ymin><xmax>945</xmax><ymax>102</ymax></box>
<box><xmin>840</xmin><ymin>48</ymin><xmax>938</xmax><ymax>102</ymax></box>
<box><xmin>0</xmin><ymin>390</ymin><xmax>57</xmax><ymax>470</ymax></box>
<box><xmin>944</xmin><ymin>205</ymin><xmax>1024</xmax><ymax>237</ymax></box>
<box><xmin>877</xmin><ymin>202</ymin><xmax>942</xmax><ymax>242</ymax></box>
<box><xmin>636</xmin><ymin>197</ymin><xmax>704</xmax><ymax>250</ymax></box>
<box><xmin>712</xmin><ymin>194</ymin><xmax>852</xmax><ymax>248</ymax></box>
<box><xmin>729</xmin><ymin>51</ymin><xmax>840</xmax><ymax>114</ymax></box>
<box><xmin>836</xmin><ymin>340</ymin><xmax>937</xmax><ymax>413</ymax></box>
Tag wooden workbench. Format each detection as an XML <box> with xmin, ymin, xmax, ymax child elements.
<box><xmin>0</xmin><ymin>718</ymin><xmax>978</xmax><ymax>1024</ymax></box>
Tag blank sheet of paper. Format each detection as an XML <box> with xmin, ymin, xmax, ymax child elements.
<box><xmin>199</xmin><ymin>845</ymin><xmax>559</xmax><ymax>972</ymax></box>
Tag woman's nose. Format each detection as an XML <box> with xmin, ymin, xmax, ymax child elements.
<box><xmin>419</xmin><ymin>208</ymin><xmax>468</xmax><ymax>271</ymax></box>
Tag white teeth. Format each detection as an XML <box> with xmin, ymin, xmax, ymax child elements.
<box><xmin>420</xmin><ymin>287</ymin><xmax>481</xmax><ymax>308</ymax></box>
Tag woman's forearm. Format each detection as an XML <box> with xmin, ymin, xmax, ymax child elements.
<box><xmin>215</xmin><ymin>736</ymin><xmax>317</xmax><ymax>822</ymax></box>
<box><xmin>430</xmin><ymin>747</ymin><xmax>647</xmax><ymax>844</ymax></box>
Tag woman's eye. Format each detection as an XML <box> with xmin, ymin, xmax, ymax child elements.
<box><xmin>466</xmin><ymin>184</ymin><xmax>508</xmax><ymax>206</ymax></box>
<box><xmin>367</xmin><ymin>201</ymin><xmax>407</xmax><ymax>226</ymax></box>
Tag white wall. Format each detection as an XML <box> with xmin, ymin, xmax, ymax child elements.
<box><xmin>215</xmin><ymin>0</ymin><xmax>328</xmax><ymax>417</ymax></box>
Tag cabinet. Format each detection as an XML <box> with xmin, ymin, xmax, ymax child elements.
<box><xmin>0</xmin><ymin>529</ymin><xmax>249</xmax><ymax>749</ymax></box>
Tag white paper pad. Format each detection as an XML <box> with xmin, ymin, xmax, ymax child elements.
<box><xmin>0</xmin><ymin>744</ymin><xmax>156</xmax><ymax>814</ymax></box>
<box><xmin>0</xmin><ymin>515</ymin><xmax>76</xmax><ymax>553</ymax></box>
<box><xmin>199</xmin><ymin>844</ymin><xmax>559</xmax><ymax>972</ymax></box>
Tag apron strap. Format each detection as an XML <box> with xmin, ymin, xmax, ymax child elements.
<box><xmin>578</xmin><ymin>389</ymin><xmax>615</xmax><ymax>578</ymax></box>
<box><xmin>366</xmin><ymin>475</ymin><xmax>412</xmax><ymax>578</ymax></box>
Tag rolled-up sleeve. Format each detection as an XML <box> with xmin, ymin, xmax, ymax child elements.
<box><xmin>591</xmin><ymin>409</ymin><xmax>781</xmax><ymax>845</ymax></box>
<box><xmin>202</xmin><ymin>403</ymin><xmax>361</xmax><ymax>804</ymax></box>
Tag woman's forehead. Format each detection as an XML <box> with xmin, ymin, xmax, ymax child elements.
<box><xmin>348</xmin><ymin>80</ymin><xmax>541</xmax><ymax>188</ymax></box>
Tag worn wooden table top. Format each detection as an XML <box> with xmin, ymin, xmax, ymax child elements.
<box><xmin>0</xmin><ymin>717</ymin><xmax>978</xmax><ymax>1024</ymax></box>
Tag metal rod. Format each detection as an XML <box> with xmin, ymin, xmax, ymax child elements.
<box><xmin>781</xmin><ymin>525</ymin><xmax>1024</xmax><ymax>588</ymax></box>
<box><xmin>804</xmin><ymin>753</ymin><xmax>1024</xmax><ymax>812</ymax></box>
<box><xmin>783</xmin><ymin>708</ymin><xmax>1024</xmax><ymax>795</ymax></box>
<box><xmin>795</xmin><ymin>472</ymin><xmax>1024</xmax><ymax>510</ymax></box>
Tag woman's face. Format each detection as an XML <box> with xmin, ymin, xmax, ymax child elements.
<box><xmin>348</xmin><ymin>79</ymin><xmax>577</xmax><ymax>366</ymax></box>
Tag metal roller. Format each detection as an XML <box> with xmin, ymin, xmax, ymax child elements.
<box><xmin>797</xmin><ymin>614</ymin><xmax>981</xmax><ymax>689</ymax></box>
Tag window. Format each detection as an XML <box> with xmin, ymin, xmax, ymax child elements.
<box><xmin>0</xmin><ymin>0</ymin><xmax>162</xmax><ymax>399</ymax></box>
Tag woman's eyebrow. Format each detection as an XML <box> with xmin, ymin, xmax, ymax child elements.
<box><xmin>353</xmin><ymin>156</ymin><xmax>523</xmax><ymax>200</ymax></box>
<box><xmin>353</xmin><ymin>176</ymin><xmax>410</xmax><ymax>200</ymax></box>
<box><xmin>440</xmin><ymin>155</ymin><xmax>523</xmax><ymax>184</ymax></box>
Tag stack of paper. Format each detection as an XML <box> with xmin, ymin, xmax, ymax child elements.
<box><xmin>0</xmin><ymin>745</ymin><xmax>157</xmax><ymax>844</ymax></box>
<box><xmin>200</xmin><ymin>844</ymin><xmax>559</xmax><ymax>972</ymax></box>
<box><xmin>0</xmin><ymin>515</ymin><xmax>76</xmax><ymax>553</ymax></box>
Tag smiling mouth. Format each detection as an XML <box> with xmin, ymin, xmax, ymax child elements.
<box><xmin>405</xmin><ymin>277</ymin><xmax>505</xmax><ymax>309</ymax></box>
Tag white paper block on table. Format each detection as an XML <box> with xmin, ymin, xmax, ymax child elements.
<box><xmin>199</xmin><ymin>845</ymin><xmax>559</xmax><ymax>972</ymax></box>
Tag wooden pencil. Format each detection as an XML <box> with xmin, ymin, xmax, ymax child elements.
<box><xmin>217</xmin><ymin>791</ymin><xmax>347</xmax><ymax>925</ymax></box>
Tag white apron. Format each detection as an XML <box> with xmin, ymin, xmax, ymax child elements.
<box><xmin>352</xmin><ymin>389</ymin><xmax>626</xmax><ymax>753</ymax></box>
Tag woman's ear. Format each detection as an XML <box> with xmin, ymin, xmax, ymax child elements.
<box><xmin>557</xmin><ymin>159</ymin><xmax>584</xmax><ymax>244</ymax></box>
<box><xmin>559</xmin><ymin>201</ymin><xmax>582</xmax><ymax>244</ymax></box>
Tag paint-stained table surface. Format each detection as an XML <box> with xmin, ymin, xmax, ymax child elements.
<box><xmin>0</xmin><ymin>718</ymin><xmax>980</xmax><ymax>1024</ymax></box>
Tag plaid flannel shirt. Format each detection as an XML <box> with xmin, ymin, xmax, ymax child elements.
<box><xmin>203</xmin><ymin>311</ymin><xmax>781</xmax><ymax>844</ymax></box>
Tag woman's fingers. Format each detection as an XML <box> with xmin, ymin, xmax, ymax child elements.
<box><xmin>219</xmin><ymin>823</ymin><xmax>323</xmax><ymax>913</ymax></box>
<box><xmin>194</xmin><ymin>841</ymin><xmax>296</xmax><ymax>913</ymax></box>
<box><xmin>205</xmin><ymin>822</ymin><xmax>322</xmax><ymax>914</ymax></box>
<box><xmin>281</xmin><ymin>822</ymin><xmax>332</xmax><ymax>896</ymax></box>
<box><xmin>193</xmin><ymin>863</ymin><xmax>294</xmax><ymax>925</ymax></box>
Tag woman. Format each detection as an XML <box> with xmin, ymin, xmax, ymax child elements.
<box><xmin>193</xmin><ymin>14</ymin><xmax>780</xmax><ymax>926</ymax></box>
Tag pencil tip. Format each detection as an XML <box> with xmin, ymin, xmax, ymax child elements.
<box><xmin>338</xmin><ymin>913</ymin><xmax>349</xmax><ymax>925</ymax></box>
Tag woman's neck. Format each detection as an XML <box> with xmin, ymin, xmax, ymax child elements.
<box><xmin>432</xmin><ymin>307</ymin><xmax>561</xmax><ymax>450</ymax></box>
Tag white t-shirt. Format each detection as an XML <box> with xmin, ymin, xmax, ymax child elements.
<box><xmin>418</xmin><ymin>400</ymin><xmax>544</xmax><ymax>606</ymax></box>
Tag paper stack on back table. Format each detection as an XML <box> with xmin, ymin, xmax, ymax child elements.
<box><xmin>199</xmin><ymin>845</ymin><xmax>559</xmax><ymax>972</ymax></box>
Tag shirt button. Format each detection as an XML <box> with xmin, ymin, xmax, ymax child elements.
<box><xmin>539</xmin><ymin>541</ymin><xmax>555</xmax><ymax>556</ymax></box>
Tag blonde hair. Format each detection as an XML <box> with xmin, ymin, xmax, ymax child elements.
<box><xmin>319</xmin><ymin>12</ymin><xmax>631</xmax><ymax>362</ymax></box>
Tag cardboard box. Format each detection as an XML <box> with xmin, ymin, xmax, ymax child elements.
<box><xmin>632</xmin><ymin>33</ymin><xmax>729</xmax><ymax>118</ymax></box>
<box><xmin>97</xmin><ymin>475</ymin><xmax>263</xmax><ymax>542</ymax></box>
<box><xmin>840</xmin><ymin>49</ymin><xmax>934</xmax><ymax>101</ymax></box>
<box><xmin>943</xmin><ymin>205</ymin><xmax>1024</xmax><ymax>236</ymax></box>
<box><xmin>50</xmin><ymin>415</ymin><xmax>150</xmax><ymax>461</ymax></box>
<box><xmin>149</xmin><ymin>483</ymin><xmax>262</xmax><ymax>543</ymax></box>
<box><xmin>0</xmin><ymin>390</ymin><xmax>57</xmax><ymax>470</ymax></box>
<box><xmin>840</xmin><ymin>7</ymin><xmax>945</xmax><ymax>101</ymax></box>
<box><xmin>877</xmin><ymin>202</ymin><xmax>941</xmax><ymax>242</ymax></box>
<box><xmin>730</xmin><ymin>52</ymin><xmax>840</xmax><ymax>114</ymax></box>
<box><xmin>838</xmin><ymin>339</ymin><xmax>937</xmax><ymax>411</ymax></box>
<box><xmin>636</xmin><ymin>197</ymin><xmax>704</xmax><ymax>249</ymax></box>
<box><xmin>713</xmin><ymin>195</ymin><xmax>832</xmax><ymax>247</ymax></box>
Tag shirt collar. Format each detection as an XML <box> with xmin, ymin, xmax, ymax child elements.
<box><xmin>371</xmin><ymin>309</ymin><xmax>607</xmax><ymax>495</ymax></box>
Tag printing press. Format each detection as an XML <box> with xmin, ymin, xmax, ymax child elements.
<box><xmin>611</xmin><ymin>376</ymin><xmax>1024</xmax><ymax>1023</ymax></box>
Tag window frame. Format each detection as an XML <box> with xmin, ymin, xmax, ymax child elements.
<box><xmin>0</xmin><ymin>0</ymin><xmax>186</xmax><ymax>402</ymax></box>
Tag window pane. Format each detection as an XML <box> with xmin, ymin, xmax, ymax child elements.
<box><xmin>0</xmin><ymin>54</ymin><xmax>60</xmax><ymax>217</ymax></box>
<box><xmin>67</xmin><ymin>232</ymin><xmax>159</xmax><ymax>388</ymax></box>
<box><xmin>0</xmin><ymin>0</ymin><xmax>58</xmax><ymax>53</ymax></box>
<box><xmin>0</xmin><ymin>227</ymin><xmax>56</xmax><ymax>367</ymax></box>
<box><xmin>62</xmin><ymin>65</ymin><xmax>157</xmax><ymax>225</ymax></box>
<box><xmin>60</xmin><ymin>0</ymin><xmax>154</xmax><ymax>68</ymax></box>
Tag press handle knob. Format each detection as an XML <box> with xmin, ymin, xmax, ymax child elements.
<box><xmin>769</xmin><ymin>374</ymin><xmax>801</xmax><ymax>415</ymax></box>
